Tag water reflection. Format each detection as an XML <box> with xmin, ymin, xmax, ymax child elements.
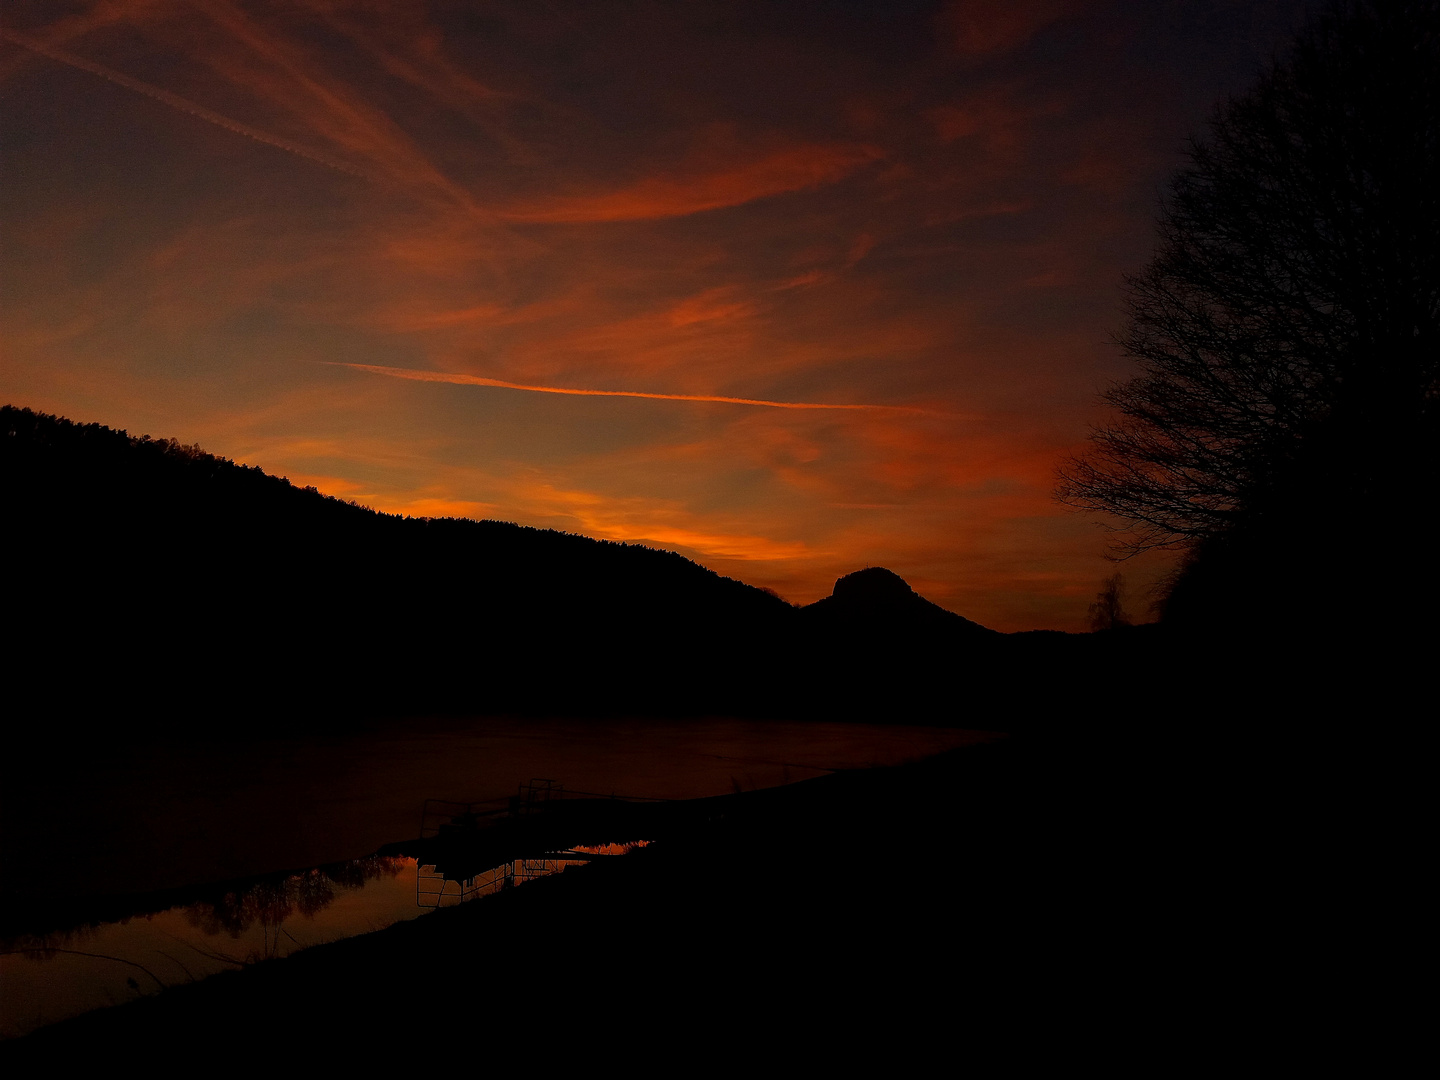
<box><xmin>4</xmin><ymin>718</ymin><xmax>998</xmax><ymax>908</ymax></box>
<box><xmin>182</xmin><ymin>858</ymin><xmax>410</xmax><ymax>943</ymax></box>
<box><xmin>418</xmin><ymin>843</ymin><xmax>649</xmax><ymax>909</ymax></box>
<box><xmin>1</xmin><ymin>842</ymin><xmax>650</xmax><ymax>1040</ymax></box>
<box><xmin>177</xmin><ymin>857</ymin><xmax>411</xmax><ymax>965</ymax></box>
<box><xmin>2</xmin><ymin>721</ymin><xmax>1000</xmax><ymax>1040</ymax></box>
<box><xmin>2</xmin><ymin>855</ymin><xmax>414</xmax><ymax>1039</ymax></box>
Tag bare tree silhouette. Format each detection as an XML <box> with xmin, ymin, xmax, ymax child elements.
<box><xmin>1088</xmin><ymin>573</ymin><xmax>1131</xmax><ymax>632</ymax></box>
<box><xmin>1058</xmin><ymin>1</ymin><xmax>1439</xmax><ymax>625</ymax></box>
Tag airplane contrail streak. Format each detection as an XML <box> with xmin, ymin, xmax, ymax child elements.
<box><xmin>1</xmin><ymin>26</ymin><xmax>374</xmax><ymax>180</ymax></box>
<box><xmin>331</xmin><ymin>362</ymin><xmax>922</xmax><ymax>413</ymax></box>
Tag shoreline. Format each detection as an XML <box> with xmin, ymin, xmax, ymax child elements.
<box><xmin>8</xmin><ymin>735</ymin><xmax>1078</xmax><ymax>1057</ymax></box>
<box><xmin>7</xmin><ymin>723</ymin><xmax>1362</xmax><ymax>1064</ymax></box>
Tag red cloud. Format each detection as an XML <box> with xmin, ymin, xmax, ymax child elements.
<box><xmin>503</xmin><ymin>142</ymin><xmax>884</xmax><ymax>223</ymax></box>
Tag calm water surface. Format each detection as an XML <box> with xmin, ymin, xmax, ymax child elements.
<box><xmin>1</xmin><ymin>717</ymin><xmax>997</xmax><ymax>1038</ymax></box>
<box><xmin>1</xmin><ymin>847</ymin><xmax>644</xmax><ymax>1039</ymax></box>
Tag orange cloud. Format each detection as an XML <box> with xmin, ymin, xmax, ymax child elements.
<box><xmin>510</xmin><ymin>483</ymin><xmax>814</xmax><ymax>562</ymax></box>
<box><xmin>384</xmin><ymin>496</ymin><xmax>500</xmax><ymax>520</ymax></box>
<box><xmin>605</xmin><ymin>524</ymin><xmax>811</xmax><ymax>561</ymax></box>
<box><xmin>377</xmin><ymin>302</ymin><xmax>509</xmax><ymax>331</ymax></box>
<box><xmin>3</xmin><ymin>0</ymin><xmax>1213</xmax><ymax>632</ymax></box>
<box><xmin>666</xmin><ymin>288</ymin><xmax>757</xmax><ymax>327</ymax></box>
<box><xmin>502</xmin><ymin>142</ymin><xmax>884</xmax><ymax>223</ymax></box>
<box><xmin>275</xmin><ymin>472</ymin><xmax>366</xmax><ymax>496</ymax></box>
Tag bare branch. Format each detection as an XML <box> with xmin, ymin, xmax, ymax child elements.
<box><xmin>1056</xmin><ymin>1</ymin><xmax>1440</xmax><ymax>565</ymax></box>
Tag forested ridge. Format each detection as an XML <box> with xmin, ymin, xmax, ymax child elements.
<box><xmin>6</xmin><ymin>405</ymin><xmax>1035</xmax><ymax>731</ymax></box>
<box><xmin>5</xmin><ymin>403</ymin><xmax>1412</xmax><ymax>737</ymax></box>
<box><xmin>3</xmin><ymin>404</ymin><xmax>797</xmax><ymax>725</ymax></box>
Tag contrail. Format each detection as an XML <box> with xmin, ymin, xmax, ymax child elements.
<box><xmin>1</xmin><ymin>26</ymin><xmax>373</xmax><ymax>180</ymax></box>
<box><xmin>331</xmin><ymin>362</ymin><xmax>919</xmax><ymax>412</ymax></box>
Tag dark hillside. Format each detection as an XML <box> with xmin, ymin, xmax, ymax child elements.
<box><xmin>3</xmin><ymin>405</ymin><xmax>794</xmax><ymax>729</ymax></box>
<box><xmin>800</xmin><ymin>566</ymin><xmax>999</xmax><ymax>643</ymax></box>
<box><xmin>3</xmin><ymin>405</ymin><xmax>1153</xmax><ymax>735</ymax></box>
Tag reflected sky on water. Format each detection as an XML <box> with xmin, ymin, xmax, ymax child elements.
<box><xmin>1</xmin><ymin>718</ymin><xmax>997</xmax><ymax>1039</ymax></box>
<box><xmin>1</xmin><ymin>849</ymin><xmax>632</xmax><ymax>1039</ymax></box>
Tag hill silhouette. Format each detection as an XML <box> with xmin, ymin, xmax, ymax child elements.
<box><xmin>6</xmin><ymin>404</ymin><xmax>1236</xmax><ymax>737</ymax></box>
<box><xmin>10</xmin><ymin>404</ymin><xmax>1213</xmax><ymax>738</ymax></box>
<box><xmin>4</xmin><ymin>404</ymin><xmax>1070</xmax><ymax>731</ymax></box>
<box><xmin>803</xmin><ymin>566</ymin><xmax>997</xmax><ymax>639</ymax></box>
<box><xmin>3</xmin><ymin>405</ymin><xmax>801</xmax><ymax>728</ymax></box>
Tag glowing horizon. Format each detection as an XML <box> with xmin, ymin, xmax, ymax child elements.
<box><xmin>0</xmin><ymin>2</ymin><xmax>1316</xmax><ymax>630</ymax></box>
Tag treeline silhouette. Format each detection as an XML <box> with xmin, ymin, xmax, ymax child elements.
<box><xmin>5</xmin><ymin>408</ymin><xmax>1192</xmax><ymax>743</ymax></box>
<box><xmin>4</xmin><ymin>405</ymin><xmax>1171</xmax><ymax>736</ymax></box>
<box><xmin>4</xmin><ymin>405</ymin><xmax>800</xmax><ymax>726</ymax></box>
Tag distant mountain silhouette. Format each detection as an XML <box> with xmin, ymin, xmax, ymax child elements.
<box><xmin>802</xmin><ymin>567</ymin><xmax>998</xmax><ymax>639</ymax></box>
<box><xmin>788</xmin><ymin>567</ymin><xmax>1005</xmax><ymax>720</ymax></box>
<box><xmin>6</xmin><ymin>404</ymin><xmax>1110</xmax><ymax>734</ymax></box>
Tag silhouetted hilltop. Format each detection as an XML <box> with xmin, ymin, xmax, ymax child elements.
<box><xmin>790</xmin><ymin>567</ymin><xmax>1008</xmax><ymax>720</ymax></box>
<box><xmin>8</xmin><ymin>405</ymin><xmax>1147</xmax><ymax>732</ymax></box>
<box><xmin>802</xmin><ymin>567</ymin><xmax>999</xmax><ymax>640</ymax></box>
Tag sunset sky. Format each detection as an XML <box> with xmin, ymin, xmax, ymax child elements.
<box><xmin>0</xmin><ymin>0</ymin><xmax>1319</xmax><ymax>631</ymax></box>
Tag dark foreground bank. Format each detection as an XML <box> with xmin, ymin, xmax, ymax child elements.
<box><xmin>7</xmin><ymin>721</ymin><xmax>1413</xmax><ymax>1066</ymax></box>
<box><xmin>0</xmin><ymin>732</ymin><xmax>1280</xmax><ymax>1063</ymax></box>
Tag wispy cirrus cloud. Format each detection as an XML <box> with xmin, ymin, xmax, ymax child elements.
<box><xmin>179</xmin><ymin>0</ymin><xmax>494</xmax><ymax>215</ymax></box>
<box><xmin>0</xmin><ymin>25</ymin><xmax>375</xmax><ymax>180</ymax></box>
<box><xmin>1</xmin><ymin>1</ymin><xmax>1297</xmax><ymax>629</ymax></box>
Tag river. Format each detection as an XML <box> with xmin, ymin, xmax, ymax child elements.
<box><xmin>1</xmin><ymin>715</ymin><xmax>997</xmax><ymax>1038</ymax></box>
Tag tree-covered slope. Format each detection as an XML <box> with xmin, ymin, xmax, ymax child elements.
<box><xmin>3</xmin><ymin>405</ymin><xmax>794</xmax><ymax>724</ymax></box>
